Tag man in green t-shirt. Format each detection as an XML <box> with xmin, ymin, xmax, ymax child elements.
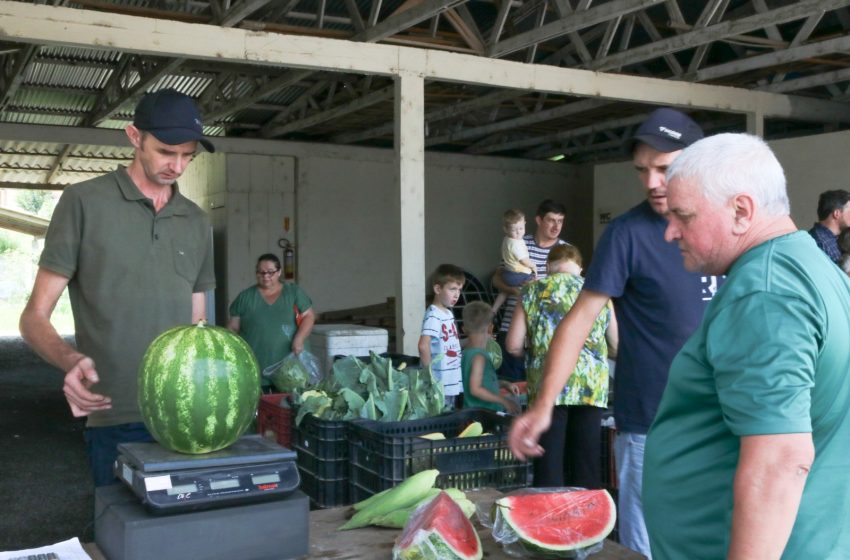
<box><xmin>644</xmin><ymin>133</ymin><xmax>850</xmax><ymax>558</ymax></box>
<box><xmin>19</xmin><ymin>89</ymin><xmax>216</xmax><ymax>486</ymax></box>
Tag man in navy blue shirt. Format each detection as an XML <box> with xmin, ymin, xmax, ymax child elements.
<box><xmin>508</xmin><ymin>108</ymin><xmax>721</xmax><ymax>558</ymax></box>
<box><xmin>808</xmin><ymin>189</ymin><xmax>850</xmax><ymax>263</ymax></box>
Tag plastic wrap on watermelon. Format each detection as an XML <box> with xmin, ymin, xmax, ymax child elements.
<box><xmin>393</xmin><ymin>491</ymin><xmax>482</xmax><ymax>560</ymax></box>
<box><xmin>485</xmin><ymin>487</ymin><xmax>616</xmax><ymax>559</ymax></box>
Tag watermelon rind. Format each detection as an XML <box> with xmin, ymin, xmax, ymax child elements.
<box><xmin>138</xmin><ymin>321</ymin><xmax>261</xmax><ymax>454</ymax></box>
<box><xmin>397</xmin><ymin>529</ymin><xmax>479</xmax><ymax>560</ymax></box>
<box><xmin>394</xmin><ymin>491</ymin><xmax>482</xmax><ymax>560</ymax></box>
<box><xmin>495</xmin><ymin>489</ymin><xmax>616</xmax><ymax>556</ymax></box>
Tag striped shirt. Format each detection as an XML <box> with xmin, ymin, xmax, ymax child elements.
<box><xmin>499</xmin><ymin>234</ymin><xmax>566</xmax><ymax>332</ymax></box>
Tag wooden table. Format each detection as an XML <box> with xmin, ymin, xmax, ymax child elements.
<box><xmin>84</xmin><ymin>488</ymin><xmax>645</xmax><ymax>559</ymax></box>
<box><xmin>308</xmin><ymin>488</ymin><xmax>645</xmax><ymax>560</ymax></box>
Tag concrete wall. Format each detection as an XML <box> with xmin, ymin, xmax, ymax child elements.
<box><xmin>592</xmin><ymin>129</ymin><xmax>850</xmax><ymax>251</ymax></box>
<box><xmin>177</xmin><ymin>152</ymin><xmax>228</xmax><ymax>322</ymax></box>
<box><xmin>224</xmin><ymin>155</ymin><xmax>296</xmax><ymax>314</ymax></box>
<box><xmin>179</xmin><ymin>140</ymin><xmax>581</xmax><ymax>321</ymax></box>
<box><xmin>770</xmin><ymin>129</ymin><xmax>850</xmax><ymax>229</ymax></box>
<box><xmin>297</xmin><ymin>149</ymin><xmax>580</xmax><ymax>314</ymax></box>
<box><xmin>168</xmin><ymin>128</ymin><xmax>850</xmax><ymax>325</ymax></box>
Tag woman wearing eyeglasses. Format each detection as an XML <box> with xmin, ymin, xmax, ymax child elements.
<box><xmin>227</xmin><ymin>253</ymin><xmax>315</xmax><ymax>378</ymax></box>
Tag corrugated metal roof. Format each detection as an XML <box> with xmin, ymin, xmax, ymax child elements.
<box><xmin>1</xmin><ymin>0</ymin><xmax>849</xmax><ymax>188</ymax></box>
<box><xmin>0</xmin><ymin>141</ymin><xmax>133</xmax><ymax>185</ymax></box>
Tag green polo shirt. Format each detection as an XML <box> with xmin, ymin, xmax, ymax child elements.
<box><xmin>644</xmin><ymin>232</ymin><xmax>850</xmax><ymax>559</ymax></box>
<box><xmin>40</xmin><ymin>168</ymin><xmax>215</xmax><ymax>427</ymax></box>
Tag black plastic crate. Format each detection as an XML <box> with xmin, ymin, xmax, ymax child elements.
<box><xmin>295</xmin><ymin>447</ymin><xmax>348</xmax><ymax>479</ymax></box>
<box><xmin>293</xmin><ymin>412</ymin><xmax>352</xmax><ymax>507</ymax></box>
<box><xmin>348</xmin><ymin>408</ymin><xmax>531</xmax><ymax>503</ymax></box>
<box><xmin>298</xmin><ymin>464</ymin><xmax>349</xmax><ymax>508</ymax></box>
<box><xmin>293</xmin><ymin>412</ymin><xmax>348</xmax><ymax>460</ymax></box>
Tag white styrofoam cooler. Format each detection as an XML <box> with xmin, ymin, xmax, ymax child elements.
<box><xmin>309</xmin><ymin>324</ymin><xmax>389</xmax><ymax>376</ymax></box>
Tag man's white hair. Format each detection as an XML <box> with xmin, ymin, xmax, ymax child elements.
<box><xmin>666</xmin><ymin>133</ymin><xmax>790</xmax><ymax>217</ymax></box>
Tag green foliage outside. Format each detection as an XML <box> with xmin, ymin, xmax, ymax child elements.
<box><xmin>0</xmin><ymin>232</ymin><xmax>19</xmax><ymax>254</ymax></box>
<box><xmin>16</xmin><ymin>189</ymin><xmax>57</xmax><ymax>217</ymax></box>
<box><xmin>0</xmin><ymin>226</ymin><xmax>73</xmax><ymax>336</ymax></box>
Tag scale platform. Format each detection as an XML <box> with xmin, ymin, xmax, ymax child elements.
<box><xmin>95</xmin><ymin>483</ymin><xmax>310</xmax><ymax>560</ymax></box>
<box><xmin>115</xmin><ymin>435</ymin><xmax>299</xmax><ymax>515</ymax></box>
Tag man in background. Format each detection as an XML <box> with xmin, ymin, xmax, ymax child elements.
<box><xmin>808</xmin><ymin>189</ymin><xmax>850</xmax><ymax>263</ymax></box>
<box><xmin>19</xmin><ymin>89</ymin><xmax>216</xmax><ymax>486</ymax></box>
<box><xmin>491</xmin><ymin>199</ymin><xmax>566</xmax><ymax>381</ymax></box>
<box><xmin>508</xmin><ymin>108</ymin><xmax>720</xmax><ymax>558</ymax></box>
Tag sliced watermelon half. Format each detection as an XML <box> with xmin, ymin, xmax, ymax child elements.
<box><xmin>394</xmin><ymin>491</ymin><xmax>482</xmax><ymax>560</ymax></box>
<box><xmin>496</xmin><ymin>489</ymin><xmax>616</xmax><ymax>553</ymax></box>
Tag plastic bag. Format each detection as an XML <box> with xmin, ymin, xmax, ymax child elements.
<box><xmin>392</xmin><ymin>491</ymin><xmax>481</xmax><ymax>560</ymax></box>
<box><xmin>486</xmin><ymin>337</ymin><xmax>503</xmax><ymax>370</ymax></box>
<box><xmin>264</xmin><ymin>351</ymin><xmax>321</xmax><ymax>393</ymax></box>
<box><xmin>481</xmin><ymin>487</ymin><xmax>614</xmax><ymax>559</ymax></box>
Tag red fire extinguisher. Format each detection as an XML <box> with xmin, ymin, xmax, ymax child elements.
<box><xmin>278</xmin><ymin>238</ymin><xmax>295</xmax><ymax>280</ymax></box>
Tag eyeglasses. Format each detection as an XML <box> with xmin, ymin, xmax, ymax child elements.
<box><xmin>256</xmin><ymin>269</ymin><xmax>280</xmax><ymax>276</ymax></box>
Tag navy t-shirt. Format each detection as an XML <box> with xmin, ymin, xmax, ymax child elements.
<box><xmin>584</xmin><ymin>201</ymin><xmax>722</xmax><ymax>433</ymax></box>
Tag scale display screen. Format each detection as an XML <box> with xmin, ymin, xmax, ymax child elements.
<box><xmin>210</xmin><ymin>478</ymin><xmax>241</xmax><ymax>490</ymax></box>
<box><xmin>167</xmin><ymin>483</ymin><xmax>199</xmax><ymax>495</ymax></box>
<box><xmin>252</xmin><ymin>473</ymin><xmax>280</xmax><ymax>485</ymax></box>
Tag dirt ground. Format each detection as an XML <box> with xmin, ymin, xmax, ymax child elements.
<box><xmin>0</xmin><ymin>335</ymin><xmax>93</xmax><ymax>550</ymax></box>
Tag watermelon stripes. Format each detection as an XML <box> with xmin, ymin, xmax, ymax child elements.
<box><xmin>138</xmin><ymin>321</ymin><xmax>261</xmax><ymax>454</ymax></box>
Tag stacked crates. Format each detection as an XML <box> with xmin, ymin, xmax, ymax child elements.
<box><xmin>347</xmin><ymin>408</ymin><xmax>531</xmax><ymax>503</ymax></box>
<box><xmin>292</xmin><ymin>414</ymin><xmax>351</xmax><ymax>508</ymax></box>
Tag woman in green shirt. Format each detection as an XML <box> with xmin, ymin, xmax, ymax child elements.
<box><xmin>227</xmin><ymin>253</ymin><xmax>315</xmax><ymax>374</ymax></box>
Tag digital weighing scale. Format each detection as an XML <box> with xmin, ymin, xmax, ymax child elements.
<box><xmin>115</xmin><ymin>434</ymin><xmax>300</xmax><ymax>515</ymax></box>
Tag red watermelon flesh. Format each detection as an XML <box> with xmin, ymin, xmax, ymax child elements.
<box><xmin>394</xmin><ymin>491</ymin><xmax>482</xmax><ymax>560</ymax></box>
<box><xmin>496</xmin><ymin>489</ymin><xmax>616</xmax><ymax>552</ymax></box>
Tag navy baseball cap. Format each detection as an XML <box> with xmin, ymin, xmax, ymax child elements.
<box><xmin>628</xmin><ymin>107</ymin><xmax>703</xmax><ymax>153</ymax></box>
<box><xmin>133</xmin><ymin>89</ymin><xmax>215</xmax><ymax>153</ymax></box>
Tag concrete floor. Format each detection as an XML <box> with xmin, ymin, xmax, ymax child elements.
<box><xmin>0</xmin><ymin>336</ymin><xmax>93</xmax><ymax>550</ymax></box>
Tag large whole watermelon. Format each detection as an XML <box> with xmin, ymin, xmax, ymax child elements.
<box><xmin>138</xmin><ymin>320</ymin><xmax>261</xmax><ymax>454</ymax></box>
<box><xmin>494</xmin><ymin>489</ymin><xmax>616</xmax><ymax>556</ymax></box>
<box><xmin>393</xmin><ymin>490</ymin><xmax>482</xmax><ymax>560</ymax></box>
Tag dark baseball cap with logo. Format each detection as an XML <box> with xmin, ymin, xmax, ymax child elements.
<box><xmin>133</xmin><ymin>88</ymin><xmax>215</xmax><ymax>153</ymax></box>
<box><xmin>628</xmin><ymin>107</ymin><xmax>703</xmax><ymax>154</ymax></box>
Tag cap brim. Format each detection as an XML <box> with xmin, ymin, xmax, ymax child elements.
<box><xmin>149</xmin><ymin>128</ymin><xmax>216</xmax><ymax>153</ymax></box>
<box><xmin>628</xmin><ymin>133</ymin><xmax>686</xmax><ymax>154</ymax></box>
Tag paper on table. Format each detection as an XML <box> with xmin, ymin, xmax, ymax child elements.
<box><xmin>0</xmin><ymin>537</ymin><xmax>92</xmax><ymax>560</ymax></box>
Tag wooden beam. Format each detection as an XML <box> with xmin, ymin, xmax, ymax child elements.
<box><xmin>393</xmin><ymin>59</ymin><xmax>426</xmax><ymax>356</ymax></box>
<box><xmin>0</xmin><ymin>181</ymin><xmax>66</xmax><ymax>190</ymax></box>
<box><xmin>488</xmin><ymin>0</ymin><xmax>664</xmax><ymax>58</ymax></box>
<box><xmin>591</xmin><ymin>0</ymin><xmax>850</xmax><ymax>71</ymax></box>
<box><xmin>2</xmin><ymin>1</ymin><xmax>849</xmax><ymax>123</ymax></box>
<box><xmin>354</xmin><ymin>0</ymin><xmax>469</xmax><ymax>42</ymax></box>
<box><xmin>0</xmin><ymin>206</ymin><xmax>50</xmax><ymax>237</ymax></box>
<box><xmin>261</xmin><ymin>84</ymin><xmax>395</xmax><ymax>137</ymax></box>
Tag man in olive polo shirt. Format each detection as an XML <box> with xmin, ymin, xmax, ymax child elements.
<box><xmin>19</xmin><ymin>89</ymin><xmax>216</xmax><ymax>486</ymax></box>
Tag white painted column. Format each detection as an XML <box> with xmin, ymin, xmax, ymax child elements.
<box><xmin>394</xmin><ymin>61</ymin><xmax>426</xmax><ymax>356</ymax></box>
<box><xmin>746</xmin><ymin>109</ymin><xmax>765</xmax><ymax>137</ymax></box>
